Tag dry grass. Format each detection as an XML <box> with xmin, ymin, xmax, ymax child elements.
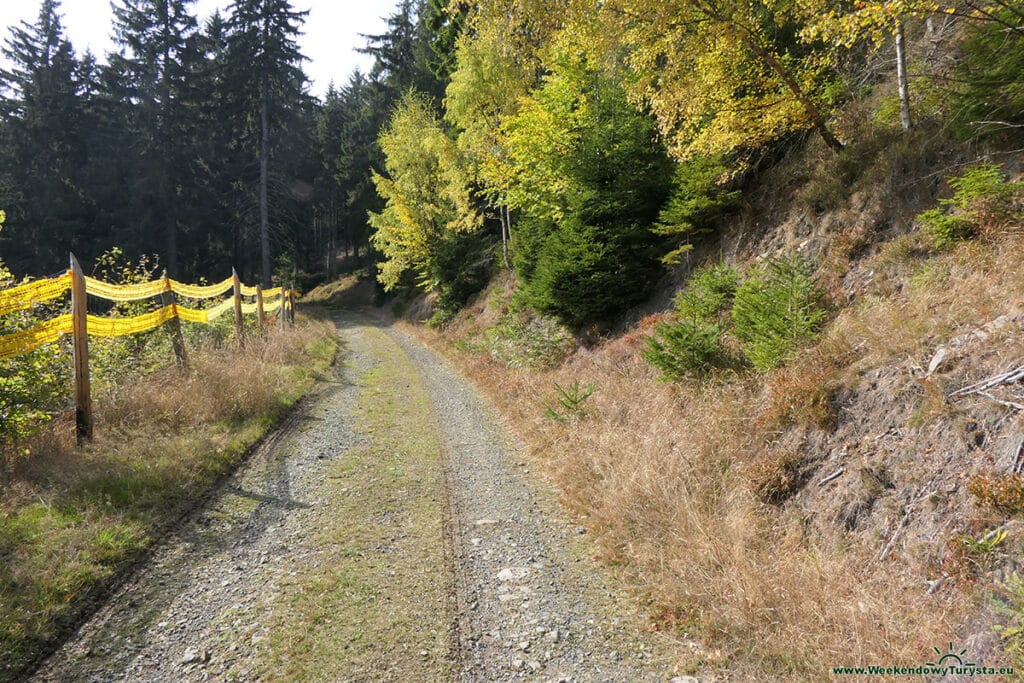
<box><xmin>414</xmin><ymin>330</ymin><xmax>967</xmax><ymax>677</ymax></box>
<box><xmin>0</xmin><ymin>317</ymin><xmax>338</xmax><ymax>680</ymax></box>
<box><xmin>404</xmin><ymin>232</ymin><xmax>1024</xmax><ymax>677</ymax></box>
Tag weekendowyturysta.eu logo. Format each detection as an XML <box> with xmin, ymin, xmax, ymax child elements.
<box><xmin>831</xmin><ymin>642</ymin><xmax>1014</xmax><ymax>677</ymax></box>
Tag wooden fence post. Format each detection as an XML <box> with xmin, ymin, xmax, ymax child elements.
<box><xmin>288</xmin><ymin>289</ymin><xmax>296</xmax><ymax>325</ymax></box>
<box><xmin>232</xmin><ymin>268</ymin><xmax>243</xmax><ymax>342</ymax></box>
<box><xmin>70</xmin><ymin>253</ymin><xmax>92</xmax><ymax>443</ymax></box>
<box><xmin>160</xmin><ymin>271</ymin><xmax>188</xmax><ymax>369</ymax></box>
<box><xmin>256</xmin><ymin>286</ymin><xmax>266</xmax><ymax>332</ymax></box>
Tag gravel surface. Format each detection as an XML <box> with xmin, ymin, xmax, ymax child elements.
<box><xmin>29</xmin><ymin>316</ymin><xmax>684</xmax><ymax>682</ymax></box>
<box><xmin>385</xmin><ymin>326</ymin><xmax>676</xmax><ymax>682</ymax></box>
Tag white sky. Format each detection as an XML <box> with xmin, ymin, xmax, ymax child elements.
<box><xmin>0</xmin><ymin>0</ymin><xmax>400</xmax><ymax>97</ymax></box>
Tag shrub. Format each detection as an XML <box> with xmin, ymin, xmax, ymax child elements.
<box><xmin>0</xmin><ymin>216</ymin><xmax>72</xmax><ymax>451</ymax></box>
<box><xmin>731</xmin><ymin>255</ymin><xmax>827</xmax><ymax>371</ymax></box>
<box><xmin>541</xmin><ymin>380</ymin><xmax>596</xmax><ymax>422</ymax></box>
<box><xmin>918</xmin><ymin>163</ymin><xmax>1024</xmax><ymax>249</ymax></box>
<box><xmin>642</xmin><ymin>263</ymin><xmax>739</xmax><ymax>381</ymax></box>
<box><xmin>654</xmin><ymin>156</ymin><xmax>740</xmax><ymax>264</ymax></box>
<box><xmin>643</xmin><ymin>321</ymin><xmax>726</xmax><ymax>381</ymax></box>
<box><xmin>674</xmin><ymin>263</ymin><xmax>740</xmax><ymax>322</ymax></box>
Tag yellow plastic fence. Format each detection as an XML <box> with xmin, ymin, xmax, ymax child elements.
<box><xmin>0</xmin><ymin>314</ymin><xmax>73</xmax><ymax>360</ymax></box>
<box><xmin>0</xmin><ymin>269</ymin><xmax>291</xmax><ymax>361</ymax></box>
<box><xmin>0</xmin><ymin>272</ymin><xmax>71</xmax><ymax>316</ymax></box>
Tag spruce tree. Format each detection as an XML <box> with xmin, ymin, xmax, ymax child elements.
<box><xmin>108</xmin><ymin>0</ymin><xmax>202</xmax><ymax>276</ymax></box>
<box><xmin>224</xmin><ymin>0</ymin><xmax>310</xmax><ymax>286</ymax></box>
<box><xmin>0</xmin><ymin>0</ymin><xmax>90</xmax><ymax>274</ymax></box>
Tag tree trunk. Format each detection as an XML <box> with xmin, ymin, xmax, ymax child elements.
<box><xmin>722</xmin><ymin>14</ymin><xmax>844</xmax><ymax>151</ymax></box>
<box><xmin>260</xmin><ymin>90</ymin><xmax>271</xmax><ymax>288</ymax></box>
<box><xmin>498</xmin><ymin>203</ymin><xmax>509</xmax><ymax>269</ymax></box>
<box><xmin>895</xmin><ymin>22</ymin><xmax>913</xmax><ymax>130</ymax></box>
<box><xmin>161</xmin><ymin>0</ymin><xmax>178</xmax><ymax>277</ymax></box>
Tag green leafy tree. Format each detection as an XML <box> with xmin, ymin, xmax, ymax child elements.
<box><xmin>368</xmin><ymin>91</ymin><xmax>483</xmax><ymax>312</ymax></box>
<box><xmin>608</xmin><ymin>0</ymin><xmax>844</xmax><ymax>163</ymax></box>
<box><xmin>497</xmin><ymin>29</ymin><xmax>674</xmax><ymax>327</ymax></box>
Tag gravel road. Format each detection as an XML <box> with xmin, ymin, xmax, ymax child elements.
<box><xmin>29</xmin><ymin>315</ymin><xmax>683</xmax><ymax>682</ymax></box>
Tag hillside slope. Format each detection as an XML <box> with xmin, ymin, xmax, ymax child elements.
<box><xmin>387</xmin><ymin>133</ymin><xmax>1024</xmax><ymax>678</ymax></box>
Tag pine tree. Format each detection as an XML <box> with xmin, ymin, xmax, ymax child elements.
<box><xmin>0</xmin><ymin>0</ymin><xmax>90</xmax><ymax>274</ymax></box>
<box><xmin>225</xmin><ymin>0</ymin><xmax>311</xmax><ymax>286</ymax></box>
<box><xmin>108</xmin><ymin>0</ymin><xmax>202</xmax><ymax>276</ymax></box>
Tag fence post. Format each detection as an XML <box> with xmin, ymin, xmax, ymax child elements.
<box><xmin>279</xmin><ymin>290</ymin><xmax>286</xmax><ymax>329</ymax></box>
<box><xmin>160</xmin><ymin>271</ymin><xmax>188</xmax><ymax>369</ymax></box>
<box><xmin>70</xmin><ymin>253</ymin><xmax>92</xmax><ymax>443</ymax></box>
<box><xmin>289</xmin><ymin>289</ymin><xmax>296</xmax><ymax>325</ymax></box>
<box><xmin>232</xmin><ymin>268</ymin><xmax>243</xmax><ymax>342</ymax></box>
<box><xmin>256</xmin><ymin>286</ymin><xmax>266</xmax><ymax>332</ymax></box>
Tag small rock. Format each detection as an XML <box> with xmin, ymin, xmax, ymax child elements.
<box><xmin>519</xmin><ymin>641</ymin><xmax>531</xmax><ymax>651</ymax></box>
<box><xmin>182</xmin><ymin>649</ymin><xmax>210</xmax><ymax>665</ymax></box>
<box><xmin>547</xmin><ymin>629</ymin><xmax>560</xmax><ymax>643</ymax></box>
<box><xmin>475</xmin><ymin>518</ymin><xmax>499</xmax><ymax>526</ymax></box>
<box><xmin>527</xmin><ymin>660</ymin><xmax>542</xmax><ymax>672</ymax></box>
<box><xmin>512</xmin><ymin>658</ymin><xmax>525</xmax><ymax>670</ymax></box>
<box><xmin>927</xmin><ymin>347</ymin><xmax>949</xmax><ymax>375</ymax></box>
<box><xmin>497</xmin><ymin>567</ymin><xmax>530</xmax><ymax>581</ymax></box>
<box><xmin>419</xmin><ymin>650</ymin><xmax>429</xmax><ymax>657</ymax></box>
<box><xmin>669</xmin><ymin>677</ymin><xmax>700</xmax><ymax>683</ymax></box>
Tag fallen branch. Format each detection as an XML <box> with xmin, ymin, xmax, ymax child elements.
<box><xmin>818</xmin><ymin>468</ymin><xmax>844</xmax><ymax>486</ymax></box>
<box><xmin>878</xmin><ymin>486</ymin><xmax>931</xmax><ymax>562</ymax></box>
<box><xmin>975</xmin><ymin>390</ymin><xmax>1024</xmax><ymax>412</ymax></box>
<box><xmin>949</xmin><ymin>363</ymin><xmax>1024</xmax><ymax>400</ymax></box>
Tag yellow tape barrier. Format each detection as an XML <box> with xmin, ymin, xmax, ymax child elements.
<box><xmin>84</xmin><ymin>276</ymin><xmax>166</xmax><ymax>302</ymax></box>
<box><xmin>0</xmin><ymin>315</ymin><xmax>73</xmax><ymax>361</ymax></box>
<box><xmin>204</xmin><ymin>298</ymin><xmax>236</xmax><ymax>321</ymax></box>
<box><xmin>87</xmin><ymin>306</ymin><xmax>178</xmax><ymax>337</ymax></box>
<box><xmin>170</xmin><ymin>277</ymin><xmax>234</xmax><ymax>300</ymax></box>
<box><xmin>0</xmin><ymin>273</ymin><xmax>71</xmax><ymax>316</ymax></box>
<box><xmin>84</xmin><ymin>275</ymin><xmax>236</xmax><ymax>302</ymax></box>
<box><xmin>2</xmin><ymin>268</ymin><xmax>290</xmax><ymax>360</ymax></box>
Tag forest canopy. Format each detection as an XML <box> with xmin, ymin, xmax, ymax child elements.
<box><xmin>1</xmin><ymin>0</ymin><xmax>1020</xmax><ymax>326</ymax></box>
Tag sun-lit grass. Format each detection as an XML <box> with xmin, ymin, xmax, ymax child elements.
<box><xmin>0</xmin><ymin>316</ymin><xmax>338</xmax><ymax>681</ymax></box>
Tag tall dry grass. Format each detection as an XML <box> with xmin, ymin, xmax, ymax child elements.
<box><xmin>413</xmin><ymin>234</ymin><xmax>1024</xmax><ymax>677</ymax></box>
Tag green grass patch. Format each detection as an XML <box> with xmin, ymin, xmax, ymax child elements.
<box><xmin>252</xmin><ymin>327</ymin><xmax>452</xmax><ymax>682</ymax></box>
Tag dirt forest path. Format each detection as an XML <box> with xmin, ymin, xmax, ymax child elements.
<box><xmin>30</xmin><ymin>315</ymin><xmax>683</xmax><ymax>682</ymax></box>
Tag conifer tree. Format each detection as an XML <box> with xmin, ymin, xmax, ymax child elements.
<box><xmin>0</xmin><ymin>0</ymin><xmax>90</xmax><ymax>273</ymax></box>
<box><xmin>225</xmin><ymin>0</ymin><xmax>310</xmax><ymax>286</ymax></box>
<box><xmin>108</xmin><ymin>0</ymin><xmax>202</xmax><ymax>275</ymax></box>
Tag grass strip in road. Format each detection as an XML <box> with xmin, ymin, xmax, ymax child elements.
<box><xmin>0</xmin><ymin>318</ymin><xmax>338</xmax><ymax>682</ymax></box>
<box><xmin>256</xmin><ymin>326</ymin><xmax>452</xmax><ymax>682</ymax></box>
